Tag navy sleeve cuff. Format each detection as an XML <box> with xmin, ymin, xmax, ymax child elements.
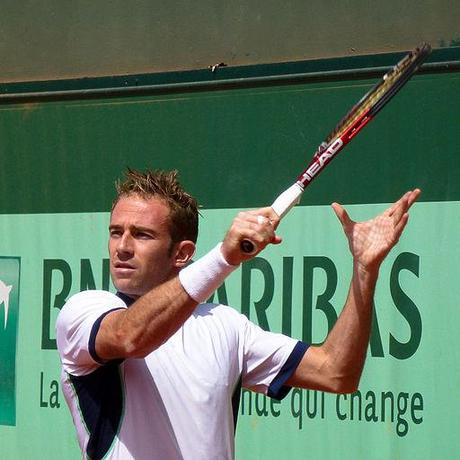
<box><xmin>88</xmin><ymin>308</ymin><xmax>126</xmax><ymax>365</ymax></box>
<box><xmin>267</xmin><ymin>341</ymin><xmax>309</xmax><ymax>400</ymax></box>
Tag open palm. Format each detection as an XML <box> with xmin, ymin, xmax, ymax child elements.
<box><xmin>332</xmin><ymin>189</ymin><xmax>421</xmax><ymax>272</ymax></box>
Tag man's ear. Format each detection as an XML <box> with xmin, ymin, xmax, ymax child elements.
<box><xmin>173</xmin><ymin>240</ymin><xmax>196</xmax><ymax>268</ymax></box>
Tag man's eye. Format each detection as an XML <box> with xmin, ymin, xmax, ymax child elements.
<box><xmin>110</xmin><ymin>230</ymin><xmax>122</xmax><ymax>238</ymax></box>
<box><xmin>136</xmin><ymin>233</ymin><xmax>152</xmax><ymax>239</ymax></box>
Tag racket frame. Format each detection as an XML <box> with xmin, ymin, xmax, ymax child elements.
<box><xmin>241</xmin><ymin>43</ymin><xmax>431</xmax><ymax>253</ymax></box>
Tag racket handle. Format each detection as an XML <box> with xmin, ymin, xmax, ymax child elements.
<box><xmin>240</xmin><ymin>182</ymin><xmax>304</xmax><ymax>255</ymax></box>
<box><xmin>271</xmin><ymin>182</ymin><xmax>304</xmax><ymax>218</ymax></box>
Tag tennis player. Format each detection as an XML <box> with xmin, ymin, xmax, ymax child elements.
<box><xmin>57</xmin><ymin>169</ymin><xmax>420</xmax><ymax>460</ymax></box>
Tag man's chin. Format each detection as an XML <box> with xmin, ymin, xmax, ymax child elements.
<box><xmin>113</xmin><ymin>279</ymin><xmax>145</xmax><ymax>298</ymax></box>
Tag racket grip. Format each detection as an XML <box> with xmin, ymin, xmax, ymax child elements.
<box><xmin>271</xmin><ymin>182</ymin><xmax>304</xmax><ymax>218</ymax></box>
<box><xmin>240</xmin><ymin>183</ymin><xmax>304</xmax><ymax>255</ymax></box>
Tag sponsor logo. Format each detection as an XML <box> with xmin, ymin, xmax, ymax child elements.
<box><xmin>0</xmin><ymin>257</ymin><xmax>21</xmax><ymax>426</ymax></box>
<box><xmin>0</xmin><ymin>278</ymin><xmax>12</xmax><ymax>329</ymax></box>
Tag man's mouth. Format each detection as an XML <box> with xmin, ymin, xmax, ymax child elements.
<box><xmin>113</xmin><ymin>262</ymin><xmax>137</xmax><ymax>276</ymax></box>
<box><xmin>114</xmin><ymin>262</ymin><xmax>135</xmax><ymax>269</ymax></box>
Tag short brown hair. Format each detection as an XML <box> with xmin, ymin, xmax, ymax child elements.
<box><xmin>113</xmin><ymin>168</ymin><xmax>199</xmax><ymax>243</ymax></box>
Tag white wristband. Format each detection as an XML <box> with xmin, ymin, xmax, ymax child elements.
<box><xmin>179</xmin><ymin>243</ymin><xmax>238</xmax><ymax>303</ymax></box>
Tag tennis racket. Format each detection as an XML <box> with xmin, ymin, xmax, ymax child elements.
<box><xmin>241</xmin><ymin>42</ymin><xmax>431</xmax><ymax>254</ymax></box>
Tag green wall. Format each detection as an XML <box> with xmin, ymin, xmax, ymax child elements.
<box><xmin>0</xmin><ymin>60</ymin><xmax>459</xmax><ymax>213</ymax></box>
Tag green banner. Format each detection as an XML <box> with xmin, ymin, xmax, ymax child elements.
<box><xmin>0</xmin><ymin>201</ymin><xmax>458</xmax><ymax>459</ymax></box>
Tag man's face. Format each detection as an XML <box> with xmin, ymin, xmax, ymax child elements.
<box><xmin>109</xmin><ymin>195</ymin><xmax>177</xmax><ymax>298</ymax></box>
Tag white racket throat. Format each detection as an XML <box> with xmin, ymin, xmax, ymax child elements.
<box><xmin>271</xmin><ymin>182</ymin><xmax>304</xmax><ymax>218</ymax></box>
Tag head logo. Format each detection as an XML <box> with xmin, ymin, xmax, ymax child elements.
<box><xmin>0</xmin><ymin>257</ymin><xmax>21</xmax><ymax>426</ymax></box>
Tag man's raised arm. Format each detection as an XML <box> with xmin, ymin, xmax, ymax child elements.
<box><xmin>286</xmin><ymin>189</ymin><xmax>421</xmax><ymax>393</ymax></box>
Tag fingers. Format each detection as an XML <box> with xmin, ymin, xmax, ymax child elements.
<box><xmin>237</xmin><ymin>209</ymin><xmax>278</xmax><ymax>239</ymax></box>
<box><xmin>221</xmin><ymin>207</ymin><xmax>281</xmax><ymax>264</ymax></box>
<box><xmin>386</xmin><ymin>192</ymin><xmax>409</xmax><ymax>217</ymax></box>
<box><xmin>331</xmin><ymin>202</ymin><xmax>352</xmax><ymax>229</ymax></box>
<box><xmin>388</xmin><ymin>194</ymin><xmax>409</xmax><ymax>223</ymax></box>
<box><xmin>242</xmin><ymin>210</ymin><xmax>278</xmax><ymax>245</ymax></box>
<box><xmin>387</xmin><ymin>189</ymin><xmax>421</xmax><ymax>225</ymax></box>
<box><xmin>406</xmin><ymin>188</ymin><xmax>422</xmax><ymax>208</ymax></box>
<box><xmin>393</xmin><ymin>212</ymin><xmax>410</xmax><ymax>242</ymax></box>
<box><xmin>388</xmin><ymin>189</ymin><xmax>421</xmax><ymax>214</ymax></box>
<box><xmin>250</xmin><ymin>206</ymin><xmax>281</xmax><ymax>229</ymax></box>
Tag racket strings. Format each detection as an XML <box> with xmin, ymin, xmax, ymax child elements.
<box><xmin>324</xmin><ymin>44</ymin><xmax>431</xmax><ymax>146</ymax></box>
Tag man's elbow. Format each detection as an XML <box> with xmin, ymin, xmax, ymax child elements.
<box><xmin>325</xmin><ymin>371</ymin><xmax>362</xmax><ymax>394</ymax></box>
<box><xmin>109</xmin><ymin>329</ymin><xmax>153</xmax><ymax>359</ymax></box>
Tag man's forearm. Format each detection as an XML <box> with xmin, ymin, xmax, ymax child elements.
<box><xmin>96</xmin><ymin>277</ymin><xmax>198</xmax><ymax>360</ymax></box>
<box><xmin>287</xmin><ymin>263</ymin><xmax>378</xmax><ymax>394</ymax></box>
<box><xmin>319</xmin><ymin>263</ymin><xmax>378</xmax><ymax>392</ymax></box>
<box><xmin>96</xmin><ymin>244</ymin><xmax>239</xmax><ymax>360</ymax></box>
<box><xmin>289</xmin><ymin>190</ymin><xmax>420</xmax><ymax>393</ymax></box>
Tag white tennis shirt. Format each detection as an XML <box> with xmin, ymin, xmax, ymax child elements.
<box><xmin>56</xmin><ymin>290</ymin><xmax>308</xmax><ymax>460</ymax></box>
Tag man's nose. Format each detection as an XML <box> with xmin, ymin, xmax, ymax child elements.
<box><xmin>117</xmin><ymin>232</ymin><xmax>134</xmax><ymax>257</ymax></box>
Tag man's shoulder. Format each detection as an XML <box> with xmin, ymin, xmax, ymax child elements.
<box><xmin>63</xmin><ymin>289</ymin><xmax>124</xmax><ymax>310</ymax></box>
<box><xmin>67</xmin><ymin>289</ymin><xmax>121</xmax><ymax>302</ymax></box>
<box><xmin>57</xmin><ymin>290</ymin><xmax>126</xmax><ymax>328</ymax></box>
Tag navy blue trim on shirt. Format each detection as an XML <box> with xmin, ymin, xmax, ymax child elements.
<box><xmin>70</xmin><ymin>362</ymin><xmax>124</xmax><ymax>460</ymax></box>
<box><xmin>267</xmin><ymin>341</ymin><xmax>309</xmax><ymax>400</ymax></box>
<box><xmin>88</xmin><ymin>308</ymin><xmax>126</xmax><ymax>364</ymax></box>
<box><xmin>73</xmin><ymin>292</ymin><xmax>136</xmax><ymax>458</ymax></box>
<box><xmin>232</xmin><ymin>375</ymin><xmax>242</xmax><ymax>429</ymax></box>
<box><xmin>116</xmin><ymin>291</ymin><xmax>135</xmax><ymax>306</ymax></box>
<box><xmin>88</xmin><ymin>292</ymin><xmax>135</xmax><ymax>364</ymax></box>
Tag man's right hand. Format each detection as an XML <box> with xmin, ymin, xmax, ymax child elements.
<box><xmin>221</xmin><ymin>207</ymin><xmax>282</xmax><ymax>265</ymax></box>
